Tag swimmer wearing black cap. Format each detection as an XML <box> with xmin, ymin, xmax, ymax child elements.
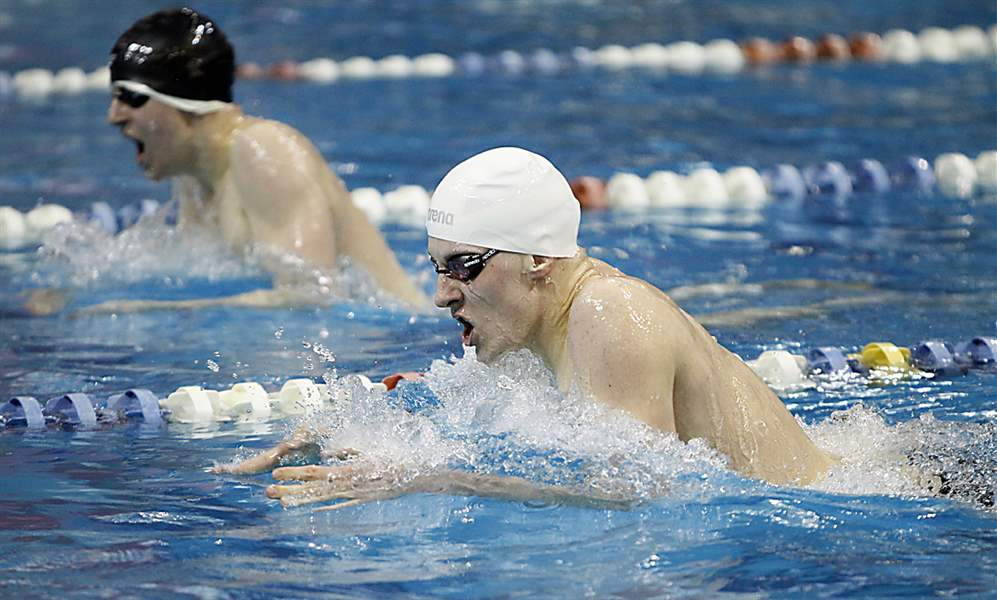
<box><xmin>86</xmin><ymin>7</ymin><xmax>427</xmax><ymax>312</ymax></box>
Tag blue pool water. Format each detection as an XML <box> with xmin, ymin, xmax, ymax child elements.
<box><xmin>2</xmin><ymin>1</ymin><xmax>997</xmax><ymax>597</ymax></box>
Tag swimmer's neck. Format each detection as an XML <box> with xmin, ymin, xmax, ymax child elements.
<box><xmin>526</xmin><ymin>250</ymin><xmax>598</xmax><ymax>380</ymax></box>
<box><xmin>184</xmin><ymin>105</ymin><xmax>247</xmax><ymax>192</ymax></box>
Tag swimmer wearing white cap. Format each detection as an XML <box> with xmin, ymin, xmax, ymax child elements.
<box><xmin>55</xmin><ymin>8</ymin><xmax>426</xmax><ymax>314</ymax></box>
<box><xmin>422</xmin><ymin>147</ymin><xmax>835</xmax><ymax>484</ymax></box>
<box><xmin>216</xmin><ymin>148</ymin><xmax>836</xmax><ymax>506</ymax></box>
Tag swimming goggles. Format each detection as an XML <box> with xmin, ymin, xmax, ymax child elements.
<box><xmin>114</xmin><ymin>86</ymin><xmax>149</xmax><ymax>109</ymax></box>
<box><xmin>431</xmin><ymin>249</ymin><xmax>500</xmax><ymax>282</ymax></box>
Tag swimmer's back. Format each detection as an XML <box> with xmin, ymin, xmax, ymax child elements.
<box><xmin>576</xmin><ymin>258</ymin><xmax>835</xmax><ymax>484</ymax></box>
<box><xmin>233</xmin><ymin>118</ymin><xmax>428</xmax><ymax>307</ymax></box>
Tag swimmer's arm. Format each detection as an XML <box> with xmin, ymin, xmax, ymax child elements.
<box><xmin>567</xmin><ymin>280</ymin><xmax>677</xmax><ymax>432</ymax></box>
<box><xmin>70</xmin><ymin>287</ymin><xmax>330</xmax><ymax>316</ymax></box>
<box><xmin>209</xmin><ymin>425</ymin><xmax>355</xmax><ymax>475</ymax></box>
<box><xmin>264</xmin><ymin>465</ymin><xmax>633</xmax><ymax>510</ymax></box>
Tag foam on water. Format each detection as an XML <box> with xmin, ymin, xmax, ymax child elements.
<box><xmin>808</xmin><ymin>406</ymin><xmax>996</xmax><ymax>507</ymax></box>
<box><xmin>15</xmin><ymin>208</ymin><xmax>403</xmax><ymax>309</ymax></box>
<box><xmin>33</xmin><ymin>212</ymin><xmax>254</xmax><ymax>287</ymax></box>
<box><xmin>310</xmin><ymin>351</ymin><xmax>995</xmax><ymax>510</ymax></box>
<box><xmin>311</xmin><ymin>349</ymin><xmax>733</xmax><ymax>505</ymax></box>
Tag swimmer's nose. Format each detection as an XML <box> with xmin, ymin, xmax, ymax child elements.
<box><xmin>433</xmin><ymin>274</ymin><xmax>462</xmax><ymax>309</ymax></box>
<box><xmin>107</xmin><ymin>97</ymin><xmax>129</xmax><ymax>126</ymax></box>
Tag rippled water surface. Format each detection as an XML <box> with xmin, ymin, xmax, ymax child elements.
<box><xmin>2</xmin><ymin>0</ymin><xmax>996</xmax><ymax>597</ymax></box>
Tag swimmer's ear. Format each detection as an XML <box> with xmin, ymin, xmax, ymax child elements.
<box><xmin>526</xmin><ymin>255</ymin><xmax>556</xmax><ymax>281</ymax></box>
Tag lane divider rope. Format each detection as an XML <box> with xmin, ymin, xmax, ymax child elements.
<box><xmin>2</xmin><ymin>150</ymin><xmax>994</xmax><ymax>248</ymax></box>
<box><xmin>2</xmin><ymin>337</ymin><xmax>993</xmax><ymax>430</ymax></box>
<box><xmin>2</xmin><ymin>25</ymin><xmax>994</xmax><ymax>101</ymax></box>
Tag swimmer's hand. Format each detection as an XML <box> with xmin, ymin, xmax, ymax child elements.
<box><xmin>265</xmin><ymin>464</ymin><xmax>634</xmax><ymax>511</ymax></box>
<box><xmin>209</xmin><ymin>426</ymin><xmax>334</xmax><ymax>475</ymax></box>
<box><xmin>21</xmin><ymin>288</ymin><xmax>73</xmax><ymax>317</ymax></box>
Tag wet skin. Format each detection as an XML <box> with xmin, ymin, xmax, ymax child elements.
<box><xmin>427</xmin><ymin>237</ymin><xmax>837</xmax><ymax>486</ymax></box>
<box><xmin>214</xmin><ymin>239</ymin><xmax>836</xmax><ymax>508</ymax></box>
<box><xmin>97</xmin><ymin>95</ymin><xmax>428</xmax><ymax>311</ymax></box>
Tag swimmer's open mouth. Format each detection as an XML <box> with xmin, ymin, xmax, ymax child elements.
<box><xmin>122</xmin><ymin>132</ymin><xmax>145</xmax><ymax>162</ymax></box>
<box><xmin>456</xmin><ymin>316</ymin><xmax>474</xmax><ymax>345</ymax></box>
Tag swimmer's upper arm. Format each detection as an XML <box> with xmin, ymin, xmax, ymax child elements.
<box><xmin>229</xmin><ymin>122</ymin><xmax>338</xmax><ymax>276</ymax></box>
<box><xmin>567</xmin><ymin>278</ymin><xmax>677</xmax><ymax>432</ymax></box>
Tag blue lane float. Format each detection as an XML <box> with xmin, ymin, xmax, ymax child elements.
<box><xmin>88</xmin><ymin>201</ymin><xmax>119</xmax><ymax>235</ymax></box>
<box><xmin>106</xmin><ymin>388</ymin><xmax>163</xmax><ymax>425</ymax></box>
<box><xmin>44</xmin><ymin>393</ymin><xmax>99</xmax><ymax>428</ymax></box>
<box><xmin>0</xmin><ymin>396</ymin><xmax>46</xmax><ymax>429</ymax></box>
<box><xmin>804</xmin><ymin>161</ymin><xmax>853</xmax><ymax>197</ymax></box>
<box><xmin>762</xmin><ymin>164</ymin><xmax>808</xmax><ymax>200</ymax></box>
<box><xmin>910</xmin><ymin>341</ymin><xmax>965</xmax><ymax>376</ymax></box>
<box><xmin>955</xmin><ymin>337</ymin><xmax>997</xmax><ymax>369</ymax></box>
<box><xmin>893</xmin><ymin>156</ymin><xmax>937</xmax><ymax>191</ymax></box>
<box><xmin>851</xmin><ymin>159</ymin><xmax>891</xmax><ymax>193</ymax></box>
<box><xmin>805</xmin><ymin>347</ymin><xmax>850</xmax><ymax>374</ymax></box>
<box><xmin>116</xmin><ymin>199</ymin><xmax>160</xmax><ymax>230</ymax></box>
<box><xmin>85</xmin><ymin>199</ymin><xmax>163</xmax><ymax>236</ymax></box>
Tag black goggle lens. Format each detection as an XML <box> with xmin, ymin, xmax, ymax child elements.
<box><xmin>114</xmin><ymin>87</ymin><xmax>149</xmax><ymax>109</ymax></box>
<box><xmin>431</xmin><ymin>249</ymin><xmax>499</xmax><ymax>283</ymax></box>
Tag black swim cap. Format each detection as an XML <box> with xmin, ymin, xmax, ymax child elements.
<box><xmin>110</xmin><ymin>7</ymin><xmax>234</xmax><ymax>103</ymax></box>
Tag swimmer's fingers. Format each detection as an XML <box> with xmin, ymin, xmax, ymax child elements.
<box><xmin>272</xmin><ymin>462</ymin><xmax>369</xmax><ymax>482</ymax></box>
<box><xmin>272</xmin><ymin>465</ymin><xmax>344</xmax><ymax>482</ymax></box>
<box><xmin>266</xmin><ymin>481</ymin><xmax>350</xmax><ymax>507</ymax></box>
<box><xmin>210</xmin><ymin>452</ymin><xmax>281</xmax><ymax>475</ymax></box>
<box><xmin>313</xmin><ymin>498</ymin><xmax>370</xmax><ymax>512</ymax></box>
<box><xmin>266</xmin><ymin>480</ymin><xmax>379</xmax><ymax>508</ymax></box>
<box><xmin>211</xmin><ymin>438</ymin><xmax>319</xmax><ymax>475</ymax></box>
<box><xmin>268</xmin><ymin>480</ymin><xmax>404</xmax><ymax>509</ymax></box>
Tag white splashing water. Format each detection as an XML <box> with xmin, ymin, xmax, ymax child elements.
<box><xmin>314</xmin><ymin>350</ymin><xmax>742</xmax><ymax>504</ymax></box>
<box><xmin>29</xmin><ymin>215</ymin><xmax>405</xmax><ymax>308</ymax></box>
<box><xmin>808</xmin><ymin>406</ymin><xmax>996</xmax><ymax>506</ymax></box>
<box><xmin>313</xmin><ymin>351</ymin><xmax>995</xmax><ymax>508</ymax></box>
<box><xmin>36</xmin><ymin>216</ymin><xmax>254</xmax><ymax>287</ymax></box>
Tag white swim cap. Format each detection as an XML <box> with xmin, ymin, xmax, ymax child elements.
<box><xmin>427</xmin><ymin>147</ymin><xmax>580</xmax><ymax>257</ymax></box>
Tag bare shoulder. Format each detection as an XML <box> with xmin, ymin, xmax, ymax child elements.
<box><xmin>570</xmin><ymin>270</ymin><xmax>691</xmax><ymax>349</ymax></box>
<box><xmin>571</xmin><ymin>275</ymin><xmax>655</xmax><ymax>337</ymax></box>
<box><xmin>572</xmin><ymin>272</ymin><xmax>662</xmax><ymax>320</ymax></box>
<box><xmin>572</xmin><ymin>274</ymin><xmax>634</xmax><ymax>318</ymax></box>
<box><xmin>231</xmin><ymin>118</ymin><xmax>314</xmax><ymax>160</ymax></box>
